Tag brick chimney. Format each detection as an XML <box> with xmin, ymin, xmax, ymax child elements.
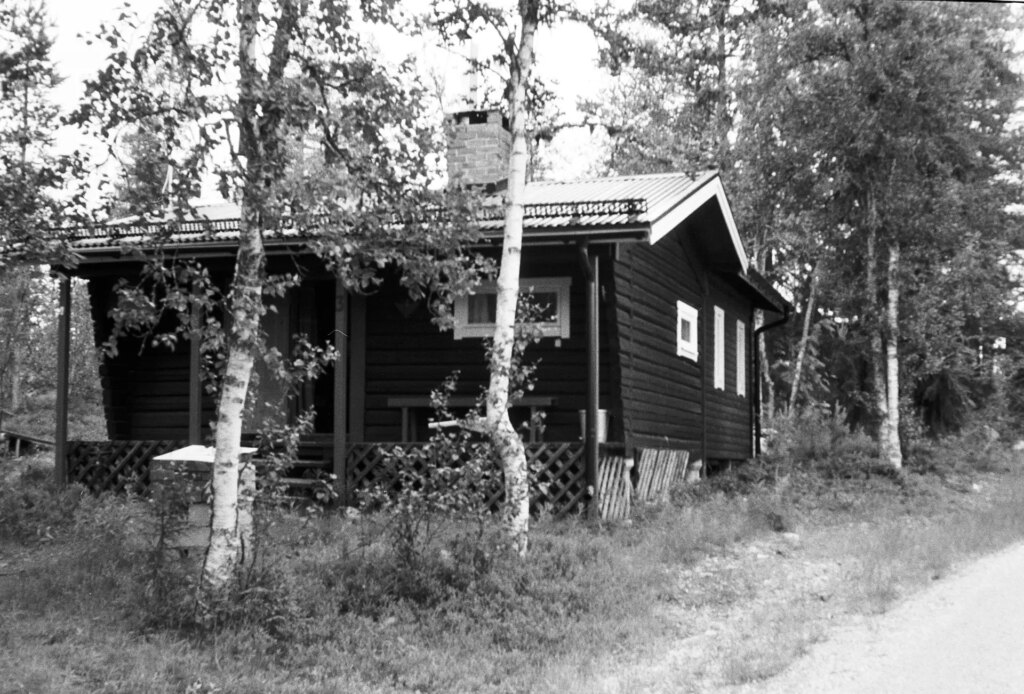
<box><xmin>446</xmin><ymin>109</ymin><xmax>511</xmax><ymax>192</ymax></box>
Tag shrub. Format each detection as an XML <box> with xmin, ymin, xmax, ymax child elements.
<box><xmin>0</xmin><ymin>474</ymin><xmax>85</xmax><ymax>543</ymax></box>
<box><xmin>763</xmin><ymin>409</ymin><xmax>881</xmax><ymax>478</ymax></box>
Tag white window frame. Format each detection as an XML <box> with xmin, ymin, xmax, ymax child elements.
<box><xmin>736</xmin><ymin>319</ymin><xmax>747</xmax><ymax>397</ymax></box>
<box><xmin>713</xmin><ymin>306</ymin><xmax>725</xmax><ymax>390</ymax></box>
<box><xmin>676</xmin><ymin>300</ymin><xmax>699</xmax><ymax>361</ymax></box>
<box><xmin>453</xmin><ymin>276</ymin><xmax>571</xmax><ymax>340</ymax></box>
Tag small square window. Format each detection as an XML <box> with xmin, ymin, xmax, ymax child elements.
<box><xmin>676</xmin><ymin>300</ymin><xmax>699</xmax><ymax>361</ymax></box>
<box><xmin>454</xmin><ymin>277</ymin><xmax>571</xmax><ymax>340</ymax></box>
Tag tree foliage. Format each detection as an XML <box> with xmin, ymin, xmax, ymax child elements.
<box><xmin>72</xmin><ymin>0</ymin><xmax>486</xmax><ymax>589</ymax></box>
<box><xmin>589</xmin><ymin>0</ymin><xmax>1024</xmax><ymax>443</ymax></box>
<box><xmin>0</xmin><ymin>1</ymin><xmax>71</xmax><ymax>265</ymax></box>
<box><xmin>738</xmin><ymin>0</ymin><xmax>1023</xmax><ymax>436</ymax></box>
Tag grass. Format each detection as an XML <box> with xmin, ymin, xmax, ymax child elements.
<box><xmin>2</xmin><ymin>391</ymin><xmax>107</xmax><ymax>441</ymax></box>
<box><xmin>2</xmin><ymin>433</ymin><xmax>1024</xmax><ymax>693</ymax></box>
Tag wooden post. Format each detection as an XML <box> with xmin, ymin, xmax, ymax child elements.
<box><xmin>333</xmin><ymin>281</ymin><xmax>350</xmax><ymax>503</ymax></box>
<box><xmin>54</xmin><ymin>273</ymin><xmax>71</xmax><ymax>485</ymax></box>
<box><xmin>584</xmin><ymin>245</ymin><xmax>600</xmax><ymax>519</ymax></box>
<box><xmin>349</xmin><ymin>294</ymin><xmax>366</xmax><ymax>442</ymax></box>
<box><xmin>188</xmin><ymin>303</ymin><xmax>203</xmax><ymax>444</ymax></box>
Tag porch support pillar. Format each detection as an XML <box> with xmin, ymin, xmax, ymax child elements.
<box><xmin>54</xmin><ymin>272</ymin><xmax>71</xmax><ymax>485</ymax></box>
<box><xmin>333</xmin><ymin>281</ymin><xmax>350</xmax><ymax>504</ymax></box>
<box><xmin>349</xmin><ymin>295</ymin><xmax>366</xmax><ymax>442</ymax></box>
<box><xmin>581</xmin><ymin>242</ymin><xmax>600</xmax><ymax>519</ymax></box>
<box><xmin>188</xmin><ymin>303</ymin><xmax>203</xmax><ymax>444</ymax></box>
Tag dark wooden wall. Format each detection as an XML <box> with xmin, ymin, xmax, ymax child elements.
<box><xmin>86</xmin><ymin>274</ymin><xmax>213</xmax><ymax>441</ymax></box>
<box><xmin>612</xmin><ymin>232</ymin><xmax>704</xmax><ymax>453</ymax></box>
<box><xmin>360</xmin><ymin>246</ymin><xmax>613</xmax><ymax>442</ymax></box>
<box><xmin>612</xmin><ymin>228</ymin><xmax>754</xmax><ymax>461</ymax></box>
<box><xmin>704</xmin><ymin>274</ymin><xmax>754</xmax><ymax>460</ymax></box>
<box><xmin>76</xmin><ymin>238</ymin><xmax>754</xmax><ymax>456</ymax></box>
<box><xmin>81</xmin><ymin>256</ymin><xmax>322</xmax><ymax>443</ymax></box>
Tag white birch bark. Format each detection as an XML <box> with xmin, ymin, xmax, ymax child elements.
<box><xmin>883</xmin><ymin>242</ymin><xmax>902</xmax><ymax>469</ymax></box>
<box><xmin>486</xmin><ymin>0</ymin><xmax>538</xmax><ymax>559</ymax></box>
<box><xmin>201</xmin><ymin>0</ymin><xmax>269</xmax><ymax>589</ymax></box>
<box><xmin>866</xmin><ymin>212</ymin><xmax>889</xmax><ymax>449</ymax></box>
<box><xmin>788</xmin><ymin>264</ymin><xmax>819</xmax><ymax>415</ymax></box>
<box><xmin>754</xmin><ymin>310</ymin><xmax>776</xmax><ymax>421</ymax></box>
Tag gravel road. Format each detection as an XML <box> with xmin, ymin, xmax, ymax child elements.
<box><xmin>732</xmin><ymin>540</ymin><xmax>1024</xmax><ymax>694</ymax></box>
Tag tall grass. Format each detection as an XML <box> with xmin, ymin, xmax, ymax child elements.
<box><xmin>3</xmin><ymin>421</ymin><xmax>1024</xmax><ymax>693</ymax></box>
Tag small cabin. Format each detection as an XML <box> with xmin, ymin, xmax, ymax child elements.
<box><xmin>53</xmin><ymin>111</ymin><xmax>787</xmax><ymax>516</ymax></box>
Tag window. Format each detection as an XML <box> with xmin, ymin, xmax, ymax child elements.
<box><xmin>713</xmin><ymin>306</ymin><xmax>725</xmax><ymax>390</ymax></box>
<box><xmin>676</xmin><ymin>300</ymin><xmax>699</xmax><ymax>361</ymax></box>
<box><xmin>736</xmin><ymin>319</ymin><xmax>747</xmax><ymax>397</ymax></box>
<box><xmin>453</xmin><ymin>277</ymin><xmax>571</xmax><ymax>340</ymax></box>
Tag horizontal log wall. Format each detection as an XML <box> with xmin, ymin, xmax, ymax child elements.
<box><xmin>705</xmin><ymin>274</ymin><xmax>754</xmax><ymax>460</ymax></box>
<box><xmin>362</xmin><ymin>249</ymin><xmax>613</xmax><ymax>443</ymax></box>
<box><xmin>613</xmin><ymin>232</ymin><xmax>704</xmax><ymax>449</ymax></box>
<box><xmin>613</xmin><ymin>229</ymin><xmax>754</xmax><ymax>461</ymax></box>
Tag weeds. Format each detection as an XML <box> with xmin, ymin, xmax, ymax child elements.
<box><xmin>2</xmin><ymin>427</ymin><xmax>1024</xmax><ymax>693</ymax></box>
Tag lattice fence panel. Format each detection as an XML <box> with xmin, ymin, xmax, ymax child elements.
<box><xmin>67</xmin><ymin>440</ymin><xmax>187</xmax><ymax>494</ymax></box>
<box><xmin>526</xmin><ymin>442</ymin><xmax>586</xmax><ymax>518</ymax></box>
<box><xmin>346</xmin><ymin>441</ymin><xmax>589</xmax><ymax>518</ymax></box>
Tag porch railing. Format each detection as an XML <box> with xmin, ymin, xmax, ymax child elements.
<box><xmin>65</xmin><ymin>439</ymin><xmax>688</xmax><ymax>520</ymax></box>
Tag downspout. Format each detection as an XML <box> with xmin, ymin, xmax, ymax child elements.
<box><xmin>753</xmin><ymin>304</ymin><xmax>791</xmax><ymax>455</ymax></box>
<box><xmin>700</xmin><ymin>274</ymin><xmax>709</xmax><ymax>470</ymax></box>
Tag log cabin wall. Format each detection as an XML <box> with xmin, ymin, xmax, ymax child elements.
<box><xmin>611</xmin><ymin>232</ymin><xmax>705</xmax><ymax>452</ymax></box>
<box><xmin>704</xmin><ymin>274</ymin><xmax>755</xmax><ymax>460</ymax></box>
<box><xmin>86</xmin><ymin>273</ymin><xmax>209</xmax><ymax>441</ymax></box>
<box><xmin>79</xmin><ymin>255</ymin><xmax>345</xmax><ymax>443</ymax></box>
<box><xmin>360</xmin><ymin>245</ymin><xmax>614</xmax><ymax>443</ymax></box>
<box><xmin>79</xmin><ymin>248</ymin><xmax>619</xmax><ymax>446</ymax></box>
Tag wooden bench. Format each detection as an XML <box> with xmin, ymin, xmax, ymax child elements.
<box><xmin>386</xmin><ymin>395</ymin><xmax>556</xmax><ymax>443</ymax></box>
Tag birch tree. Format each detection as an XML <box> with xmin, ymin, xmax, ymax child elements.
<box><xmin>75</xmin><ymin>0</ymin><xmax>482</xmax><ymax>590</ymax></box>
<box><xmin>486</xmin><ymin>0</ymin><xmax>537</xmax><ymax>558</ymax></box>
<box><xmin>435</xmin><ymin>0</ymin><xmax>565</xmax><ymax>556</ymax></box>
<box><xmin>736</xmin><ymin>0</ymin><xmax>1021</xmax><ymax>459</ymax></box>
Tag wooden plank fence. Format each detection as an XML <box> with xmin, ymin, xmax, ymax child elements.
<box><xmin>597</xmin><ymin>453</ymin><xmax>632</xmax><ymax>520</ymax></box>
<box><xmin>634</xmin><ymin>448</ymin><xmax>690</xmax><ymax>504</ymax></box>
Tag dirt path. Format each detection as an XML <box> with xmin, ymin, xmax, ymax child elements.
<box><xmin>729</xmin><ymin>540</ymin><xmax>1024</xmax><ymax>694</ymax></box>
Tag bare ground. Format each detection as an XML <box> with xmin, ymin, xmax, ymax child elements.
<box><xmin>579</xmin><ymin>473</ymin><xmax>1024</xmax><ymax>694</ymax></box>
<box><xmin>726</xmin><ymin>540</ymin><xmax>1024</xmax><ymax>694</ymax></box>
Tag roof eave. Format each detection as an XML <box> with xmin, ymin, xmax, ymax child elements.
<box><xmin>648</xmin><ymin>172</ymin><xmax>749</xmax><ymax>273</ymax></box>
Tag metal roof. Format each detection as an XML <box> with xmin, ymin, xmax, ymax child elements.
<box><xmin>478</xmin><ymin>171</ymin><xmax>704</xmax><ymax>231</ymax></box>
<box><xmin>61</xmin><ymin>169</ymin><xmax>781</xmax><ymax>309</ymax></box>
<box><xmin>66</xmin><ymin>171</ymin><xmax>718</xmax><ymax>253</ymax></box>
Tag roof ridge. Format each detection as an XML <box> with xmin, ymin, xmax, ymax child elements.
<box><xmin>530</xmin><ymin>170</ymin><xmax>714</xmax><ymax>186</ymax></box>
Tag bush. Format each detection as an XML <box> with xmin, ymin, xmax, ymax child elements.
<box><xmin>0</xmin><ymin>474</ymin><xmax>86</xmax><ymax>543</ymax></box>
<box><xmin>763</xmin><ymin>409</ymin><xmax>881</xmax><ymax>478</ymax></box>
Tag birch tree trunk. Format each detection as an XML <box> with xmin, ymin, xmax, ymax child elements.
<box><xmin>202</xmin><ymin>0</ymin><xmax>283</xmax><ymax>588</ymax></box>
<box><xmin>866</xmin><ymin>213</ymin><xmax>889</xmax><ymax>448</ymax></box>
<box><xmin>882</xmin><ymin>242</ymin><xmax>902</xmax><ymax>469</ymax></box>
<box><xmin>486</xmin><ymin>0</ymin><xmax>538</xmax><ymax>559</ymax></box>
<box><xmin>755</xmin><ymin>310</ymin><xmax>776</xmax><ymax>421</ymax></box>
<box><xmin>787</xmin><ymin>264</ymin><xmax>819</xmax><ymax>415</ymax></box>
